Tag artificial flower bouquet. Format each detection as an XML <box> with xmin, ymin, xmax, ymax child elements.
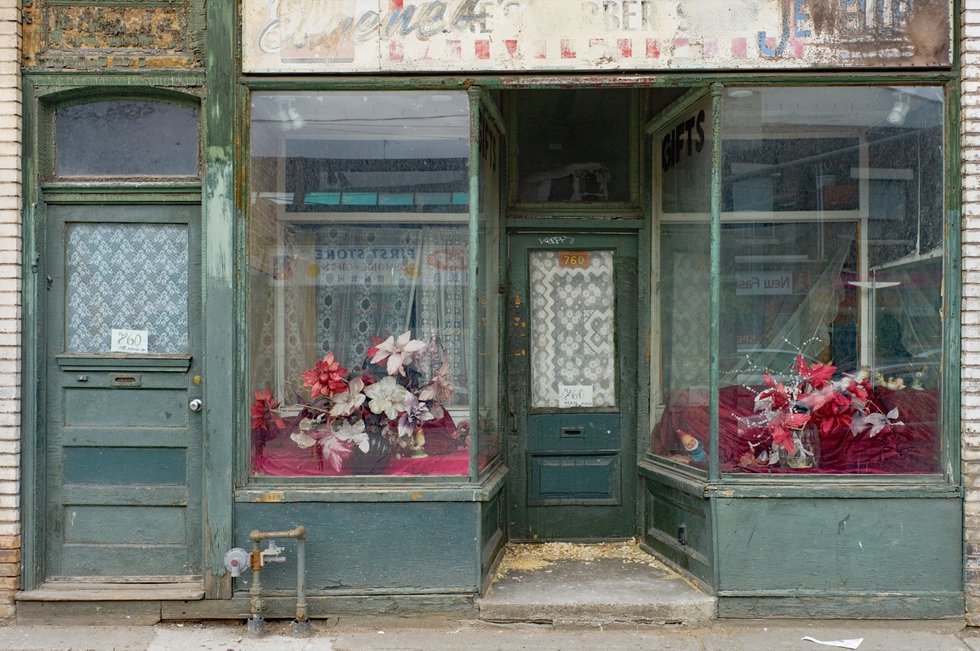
<box><xmin>739</xmin><ymin>355</ymin><xmax>902</xmax><ymax>469</ymax></box>
<box><xmin>251</xmin><ymin>330</ymin><xmax>466</xmax><ymax>474</ymax></box>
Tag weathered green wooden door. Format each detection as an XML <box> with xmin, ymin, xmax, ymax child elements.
<box><xmin>507</xmin><ymin>232</ymin><xmax>638</xmax><ymax>541</ymax></box>
<box><xmin>42</xmin><ymin>203</ymin><xmax>203</xmax><ymax>582</ymax></box>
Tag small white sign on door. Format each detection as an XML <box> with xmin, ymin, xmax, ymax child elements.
<box><xmin>558</xmin><ymin>385</ymin><xmax>594</xmax><ymax>409</ymax></box>
<box><xmin>111</xmin><ymin>328</ymin><xmax>149</xmax><ymax>354</ymax></box>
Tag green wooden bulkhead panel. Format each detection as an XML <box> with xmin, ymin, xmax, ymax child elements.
<box><xmin>714</xmin><ymin>496</ymin><xmax>963</xmax><ymax>617</ymax></box>
<box><xmin>233</xmin><ymin>503</ymin><xmax>481</xmax><ymax>592</ymax></box>
<box><xmin>641</xmin><ymin>475</ymin><xmax>713</xmax><ymax>589</ymax></box>
<box><xmin>43</xmin><ymin>203</ymin><xmax>204</xmax><ymax>581</ymax></box>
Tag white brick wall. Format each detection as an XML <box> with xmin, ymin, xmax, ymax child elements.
<box><xmin>966</xmin><ymin>1</ymin><xmax>980</xmax><ymax>627</ymax></box>
<box><xmin>0</xmin><ymin>0</ymin><xmax>18</xmax><ymax>620</ymax></box>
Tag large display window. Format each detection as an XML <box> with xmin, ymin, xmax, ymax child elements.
<box><xmin>247</xmin><ymin>90</ymin><xmax>500</xmax><ymax>477</ymax></box>
<box><xmin>652</xmin><ymin>86</ymin><xmax>946</xmax><ymax>475</ymax></box>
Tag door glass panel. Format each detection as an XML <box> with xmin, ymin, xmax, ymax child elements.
<box><xmin>66</xmin><ymin>223</ymin><xmax>189</xmax><ymax>354</ymax></box>
<box><xmin>529</xmin><ymin>250</ymin><xmax>616</xmax><ymax>408</ymax></box>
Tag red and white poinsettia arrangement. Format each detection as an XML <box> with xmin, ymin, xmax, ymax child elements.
<box><xmin>251</xmin><ymin>330</ymin><xmax>457</xmax><ymax>472</ymax></box>
<box><xmin>746</xmin><ymin>355</ymin><xmax>902</xmax><ymax>466</ymax></box>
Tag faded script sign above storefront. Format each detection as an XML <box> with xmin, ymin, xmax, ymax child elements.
<box><xmin>241</xmin><ymin>0</ymin><xmax>951</xmax><ymax>73</ymax></box>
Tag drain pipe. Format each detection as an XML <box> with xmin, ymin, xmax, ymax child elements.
<box><xmin>246</xmin><ymin>526</ymin><xmax>308</xmax><ymax>636</ymax></box>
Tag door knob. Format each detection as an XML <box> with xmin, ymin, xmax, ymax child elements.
<box><xmin>189</xmin><ymin>399</ymin><xmax>203</xmax><ymax>412</ymax></box>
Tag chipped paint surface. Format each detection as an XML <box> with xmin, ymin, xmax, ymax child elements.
<box><xmin>24</xmin><ymin>0</ymin><xmax>204</xmax><ymax>69</ymax></box>
<box><xmin>258</xmin><ymin>490</ymin><xmax>285</xmax><ymax>502</ymax></box>
<box><xmin>242</xmin><ymin>0</ymin><xmax>951</xmax><ymax>73</ymax></box>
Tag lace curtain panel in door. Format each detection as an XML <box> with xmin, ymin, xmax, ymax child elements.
<box><xmin>66</xmin><ymin>223</ymin><xmax>188</xmax><ymax>353</ymax></box>
<box><xmin>530</xmin><ymin>250</ymin><xmax>616</xmax><ymax>408</ymax></box>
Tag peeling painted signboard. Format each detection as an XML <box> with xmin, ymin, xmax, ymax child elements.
<box><xmin>242</xmin><ymin>0</ymin><xmax>951</xmax><ymax>73</ymax></box>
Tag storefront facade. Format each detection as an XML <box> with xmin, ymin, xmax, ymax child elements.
<box><xmin>8</xmin><ymin>0</ymin><xmax>978</xmax><ymax>621</ymax></box>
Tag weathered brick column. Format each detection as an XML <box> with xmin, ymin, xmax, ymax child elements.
<box><xmin>964</xmin><ymin>0</ymin><xmax>980</xmax><ymax>627</ymax></box>
<box><xmin>0</xmin><ymin>0</ymin><xmax>19</xmax><ymax>619</ymax></box>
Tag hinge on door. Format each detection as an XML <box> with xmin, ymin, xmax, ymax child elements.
<box><xmin>46</xmin><ymin>275</ymin><xmax>52</xmax><ymax>289</ymax></box>
<box><xmin>30</xmin><ymin>255</ymin><xmax>38</xmax><ymax>274</ymax></box>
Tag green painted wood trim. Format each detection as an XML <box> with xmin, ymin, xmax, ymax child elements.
<box><xmin>952</xmin><ymin>0</ymin><xmax>962</xmax><ymax>71</ymax></box>
<box><xmin>234</xmin><ymin>486</ymin><xmax>495</xmax><ymax>504</ymax></box>
<box><xmin>479</xmin><ymin>89</ymin><xmax>506</xmax><ymax>136</ymax></box>
<box><xmin>706</xmin><ymin>481</ymin><xmax>961</xmax><ymax>499</ymax></box>
<box><xmin>30</xmin><ymin>85</ymin><xmax>203</xmax><ymax>185</ymax></box>
<box><xmin>708</xmin><ymin>83</ymin><xmax>724</xmax><ymax>593</ymax></box>
<box><xmin>468</xmin><ymin>87</ymin><xmax>481</xmax><ymax>483</ymax></box>
<box><xmin>944</xmin><ymin>77</ymin><xmax>962</xmax><ymax>485</ymax></box>
<box><xmin>504</xmin><ymin>218</ymin><xmax>643</xmax><ymax>230</ymax></box>
<box><xmin>636</xmin><ymin>94</ymin><xmax>654</xmax><ymax>471</ymax></box>
<box><xmin>716</xmin><ymin>593</ymin><xmax>964</xmax><ymax>619</ymax></box>
<box><xmin>639</xmin><ymin>458</ymin><xmax>960</xmax><ymax>499</ymax></box>
<box><xmin>41</xmin><ymin>187</ymin><xmax>202</xmax><ymax>202</ymax></box>
<box><xmin>638</xmin><ymin>459</ymin><xmax>709</xmax><ymax>496</ymax></box>
<box><xmin>63</xmin><ymin>486</ymin><xmax>189</xmax><ymax>507</ymax></box>
<box><xmin>55</xmin><ymin>355</ymin><xmax>192</xmax><ymax>372</ymax></box>
<box><xmin>233</xmin><ymin>81</ymin><xmax>251</xmax><ymax>490</ymax></box>
<box><xmin>644</xmin><ymin>86</ymin><xmax>711</xmax><ymax>136</ymax></box>
<box><xmin>203</xmin><ymin>0</ymin><xmax>236</xmax><ymax>600</ymax></box>
<box><xmin>237</xmin><ymin>463</ymin><xmax>508</xmax><ymax>503</ymax></box>
<box><xmin>708</xmin><ymin>84</ymin><xmax>723</xmax><ymax>484</ymax></box>
<box><xmin>21</xmin><ymin>81</ymin><xmax>42</xmax><ymax>592</ymax></box>
<box><xmin>160</xmin><ymin>593</ymin><xmax>477</xmax><ymax>619</ymax></box>
<box><xmin>27</xmin><ymin>72</ymin><xmax>207</xmax><ymax>89</ymax></box>
<box><xmin>627</xmin><ymin>90</ymin><xmax>641</xmax><ymax>205</ymax></box>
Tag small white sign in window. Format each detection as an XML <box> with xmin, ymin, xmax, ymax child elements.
<box><xmin>111</xmin><ymin>328</ymin><xmax>149</xmax><ymax>354</ymax></box>
<box><xmin>558</xmin><ymin>384</ymin><xmax>594</xmax><ymax>409</ymax></box>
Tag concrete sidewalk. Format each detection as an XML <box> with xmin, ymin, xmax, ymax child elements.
<box><xmin>0</xmin><ymin>617</ymin><xmax>975</xmax><ymax>651</ymax></box>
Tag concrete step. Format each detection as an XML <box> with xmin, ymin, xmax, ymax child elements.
<box><xmin>478</xmin><ymin>544</ymin><xmax>716</xmax><ymax>626</ymax></box>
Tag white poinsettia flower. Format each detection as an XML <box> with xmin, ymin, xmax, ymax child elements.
<box><xmin>333</xmin><ymin>419</ymin><xmax>369</xmax><ymax>453</ymax></box>
<box><xmin>364</xmin><ymin>376</ymin><xmax>411</xmax><ymax>420</ymax></box>
<box><xmin>329</xmin><ymin>377</ymin><xmax>366</xmax><ymax>418</ymax></box>
<box><xmin>371</xmin><ymin>330</ymin><xmax>427</xmax><ymax>376</ymax></box>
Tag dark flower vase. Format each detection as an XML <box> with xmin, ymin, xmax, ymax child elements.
<box><xmin>347</xmin><ymin>429</ymin><xmax>393</xmax><ymax>475</ymax></box>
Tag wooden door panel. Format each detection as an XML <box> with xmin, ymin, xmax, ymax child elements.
<box><xmin>507</xmin><ymin>233</ymin><xmax>638</xmax><ymax>541</ymax></box>
<box><xmin>44</xmin><ymin>204</ymin><xmax>203</xmax><ymax>582</ymax></box>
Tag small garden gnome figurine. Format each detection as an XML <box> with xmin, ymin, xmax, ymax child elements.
<box><xmin>677</xmin><ymin>429</ymin><xmax>706</xmax><ymax>463</ymax></box>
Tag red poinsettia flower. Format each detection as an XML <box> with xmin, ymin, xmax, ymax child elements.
<box><xmin>251</xmin><ymin>388</ymin><xmax>285</xmax><ymax>431</ymax></box>
<box><xmin>756</xmin><ymin>372</ymin><xmax>790</xmax><ymax>410</ymax></box>
<box><xmin>769</xmin><ymin>411</ymin><xmax>810</xmax><ymax>453</ymax></box>
<box><xmin>809</xmin><ymin>389</ymin><xmax>854</xmax><ymax>436</ymax></box>
<box><xmin>301</xmin><ymin>352</ymin><xmax>349</xmax><ymax>399</ymax></box>
<box><xmin>795</xmin><ymin>355</ymin><xmax>836</xmax><ymax>389</ymax></box>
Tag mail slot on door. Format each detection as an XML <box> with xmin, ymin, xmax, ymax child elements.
<box><xmin>111</xmin><ymin>374</ymin><xmax>143</xmax><ymax>388</ymax></box>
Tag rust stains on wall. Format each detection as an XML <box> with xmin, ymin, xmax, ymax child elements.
<box><xmin>23</xmin><ymin>0</ymin><xmax>204</xmax><ymax>70</ymax></box>
<box><xmin>908</xmin><ymin>0</ymin><xmax>950</xmax><ymax>65</ymax></box>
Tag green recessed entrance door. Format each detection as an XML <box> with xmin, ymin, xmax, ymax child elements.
<box><xmin>41</xmin><ymin>204</ymin><xmax>203</xmax><ymax>584</ymax></box>
<box><xmin>507</xmin><ymin>233</ymin><xmax>638</xmax><ymax>541</ymax></box>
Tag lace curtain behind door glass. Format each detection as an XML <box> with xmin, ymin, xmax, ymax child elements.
<box><xmin>66</xmin><ymin>223</ymin><xmax>189</xmax><ymax>353</ymax></box>
<box><xmin>530</xmin><ymin>250</ymin><xmax>616</xmax><ymax>408</ymax></box>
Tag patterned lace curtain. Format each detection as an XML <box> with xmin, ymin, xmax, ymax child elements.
<box><xmin>274</xmin><ymin>222</ymin><xmax>469</xmax><ymax>406</ymax></box>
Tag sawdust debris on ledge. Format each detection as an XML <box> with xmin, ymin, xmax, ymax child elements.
<box><xmin>494</xmin><ymin>540</ymin><xmax>668</xmax><ymax>577</ymax></box>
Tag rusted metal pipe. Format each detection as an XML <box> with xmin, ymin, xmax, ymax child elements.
<box><xmin>246</xmin><ymin>526</ymin><xmax>308</xmax><ymax>637</ymax></box>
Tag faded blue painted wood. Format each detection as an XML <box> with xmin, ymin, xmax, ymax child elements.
<box><xmin>232</xmin><ymin>503</ymin><xmax>480</xmax><ymax>593</ymax></box>
<box><xmin>640</xmin><ymin>474</ymin><xmax>713</xmax><ymax>590</ymax></box>
<box><xmin>715</xmin><ymin>497</ymin><xmax>962</xmax><ymax>594</ymax></box>
<box><xmin>507</xmin><ymin>233</ymin><xmax>638</xmax><ymax>541</ymax></box>
<box><xmin>43</xmin><ymin>204</ymin><xmax>203</xmax><ymax>580</ymax></box>
<box><xmin>203</xmin><ymin>0</ymin><xmax>236</xmax><ymax>599</ymax></box>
